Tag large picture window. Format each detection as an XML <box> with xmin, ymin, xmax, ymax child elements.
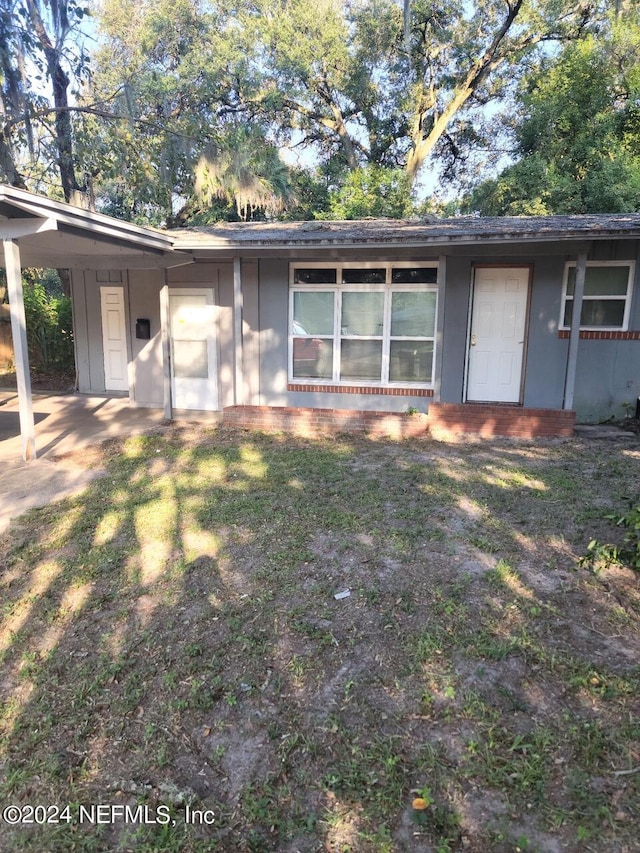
<box><xmin>290</xmin><ymin>262</ymin><xmax>438</xmax><ymax>386</ymax></box>
<box><xmin>561</xmin><ymin>262</ymin><xmax>634</xmax><ymax>330</ymax></box>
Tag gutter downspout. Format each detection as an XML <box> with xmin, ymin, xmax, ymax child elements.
<box><xmin>563</xmin><ymin>250</ymin><xmax>588</xmax><ymax>411</ymax></box>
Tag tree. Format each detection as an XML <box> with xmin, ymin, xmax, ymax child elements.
<box><xmin>194</xmin><ymin>126</ymin><xmax>292</xmax><ymax>220</ymax></box>
<box><xmin>235</xmin><ymin>0</ymin><xmax>602</xmax><ymax>192</ymax></box>
<box><xmin>85</xmin><ymin>0</ymin><xmax>284</xmax><ymax>223</ymax></box>
<box><xmin>466</xmin><ymin>14</ymin><xmax>640</xmax><ymax>215</ymax></box>
<box><xmin>323</xmin><ymin>165</ymin><xmax>414</xmax><ymax>220</ymax></box>
<box><xmin>0</xmin><ymin>0</ymin><xmax>92</xmax><ymax>204</ymax></box>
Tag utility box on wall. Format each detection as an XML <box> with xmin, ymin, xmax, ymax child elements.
<box><xmin>136</xmin><ymin>318</ymin><xmax>151</xmax><ymax>340</ymax></box>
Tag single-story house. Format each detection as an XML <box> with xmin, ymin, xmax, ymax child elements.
<box><xmin>1</xmin><ymin>184</ymin><xmax>639</xmax><ymax>459</ymax></box>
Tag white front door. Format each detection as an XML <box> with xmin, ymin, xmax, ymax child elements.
<box><xmin>100</xmin><ymin>286</ymin><xmax>129</xmax><ymax>392</ymax></box>
<box><xmin>466</xmin><ymin>267</ymin><xmax>529</xmax><ymax>404</ymax></box>
<box><xmin>169</xmin><ymin>289</ymin><xmax>218</xmax><ymax>410</ymax></box>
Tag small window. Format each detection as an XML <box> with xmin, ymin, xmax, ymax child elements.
<box><xmin>392</xmin><ymin>267</ymin><xmax>438</xmax><ymax>284</ymax></box>
<box><xmin>294</xmin><ymin>268</ymin><xmax>337</xmax><ymax>284</ymax></box>
<box><xmin>561</xmin><ymin>262</ymin><xmax>634</xmax><ymax>330</ymax></box>
<box><xmin>342</xmin><ymin>268</ymin><xmax>386</xmax><ymax>284</ymax></box>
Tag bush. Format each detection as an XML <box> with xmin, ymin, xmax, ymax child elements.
<box><xmin>22</xmin><ymin>277</ymin><xmax>75</xmax><ymax>373</ymax></box>
<box><xmin>580</xmin><ymin>505</ymin><xmax>640</xmax><ymax>573</ymax></box>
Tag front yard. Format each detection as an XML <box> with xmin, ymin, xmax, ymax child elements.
<box><xmin>0</xmin><ymin>426</ymin><xmax>639</xmax><ymax>852</ymax></box>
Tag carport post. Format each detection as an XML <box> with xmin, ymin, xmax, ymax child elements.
<box><xmin>3</xmin><ymin>238</ymin><xmax>36</xmax><ymax>461</ymax></box>
<box><xmin>433</xmin><ymin>254</ymin><xmax>447</xmax><ymax>401</ymax></box>
<box><xmin>160</xmin><ymin>277</ymin><xmax>172</xmax><ymax>420</ymax></box>
<box><xmin>233</xmin><ymin>257</ymin><xmax>244</xmax><ymax>405</ymax></box>
<box><xmin>563</xmin><ymin>251</ymin><xmax>587</xmax><ymax>411</ymax></box>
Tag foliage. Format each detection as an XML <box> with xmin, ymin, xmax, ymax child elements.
<box><xmin>0</xmin><ymin>0</ymin><xmax>92</xmax><ymax>202</ymax></box>
<box><xmin>234</xmin><ymin>0</ymin><xmax>604</xmax><ymax>192</ymax></box>
<box><xmin>466</xmin><ymin>17</ymin><xmax>640</xmax><ymax>215</ymax></box>
<box><xmin>323</xmin><ymin>165</ymin><xmax>414</xmax><ymax>220</ymax></box>
<box><xmin>22</xmin><ymin>275</ymin><xmax>74</xmax><ymax>372</ymax></box>
<box><xmin>3</xmin><ymin>0</ymin><xmax>614</xmax><ymax>220</ymax></box>
<box><xmin>194</xmin><ymin>126</ymin><xmax>292</xmax><ymax>220</ymax></box>
<box><xmin>580</xmin><ymin>505</ymin><xmax>640</xmax><ymax>573</ymax></box>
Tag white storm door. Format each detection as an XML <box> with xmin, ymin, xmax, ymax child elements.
<box><xmin>467</xmin><ymin>268</ymin><xmax>529</xmax><ymax>404</ymax></box>
<box><xmin>169</xmin><ymin>289</ymin><xmax>218</xmax><ymax>411</ymax></box>
<box><xmin>100</xmin><ymin>286</ymin><xmax>129</xmax><ymax>391</ymax></box>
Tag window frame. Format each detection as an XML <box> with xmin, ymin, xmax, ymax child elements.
<box><xmin>560</xmin><ymin>261</ymin><xmax>635</xmax><ymax>332</ymax></box>
<box><xmin>289</xmin><ymin>261</ymin><xmax>439</xmax><ymax>388</ymax></box>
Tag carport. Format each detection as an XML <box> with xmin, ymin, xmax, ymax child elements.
<box><xmin>0</xmin><ymin>185</ymin><xmax>187</xmax><ymax>461</ymax></box>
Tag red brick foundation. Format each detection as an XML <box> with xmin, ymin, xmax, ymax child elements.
<box><xmin>427</xmin><ymin>402</ymin><xmax>576</xmax><ymax>439</ymax></box>
<box><xmin>222</xmin><ymin>406</ymin><xmax>428</xmax><ymax>439</ymax></box>
<box><xmin>222</xmin><ymin>403</ymin><xmax>575</xmax><ymax>440</ymax></box>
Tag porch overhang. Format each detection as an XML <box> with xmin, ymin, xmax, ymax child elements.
<box><xmin>0</xmin><ymin>185</ymin><xmax>192</xmax><ymax>461</ymax></box>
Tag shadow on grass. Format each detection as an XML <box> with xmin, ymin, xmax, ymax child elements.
<box><xmin>0</xmin><ymin>426</ymin><xmax>639</xmax><ymax>852</ymax></box>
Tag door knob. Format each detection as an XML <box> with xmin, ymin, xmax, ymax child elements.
<box><xmin>471</xmin><ymin>334</ymin><xmax>477</xmax><ymax>346</ymax></box>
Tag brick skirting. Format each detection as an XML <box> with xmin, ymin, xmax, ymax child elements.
<box><xmin>222</xmin><ymin>406</ymin><xmax>428</xmax><ymax>439</ymax></box>
<box><xmin>428</xmin><ymin>402</ymin><xmax>576</xmax><ymax>439</ymax></box>
<box><xmin>222</xmin><ymin>403</ymin><xmax>576</xmax><ymax>440</ymax></box>
<box><xmin>558</xmin><ymin>330</ymin><xmax>640</xmax><ymax>340</ymax></box>
<box><xmin>288</xmin><ymin>383</ymin><xmax>434</xmax><ymax>396</ymax></box>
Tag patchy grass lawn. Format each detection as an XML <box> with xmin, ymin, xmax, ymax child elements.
<box><xmin>1</xmin><ymin>426</ymin><xmax>639</xmax><ymax>853</ymax></box>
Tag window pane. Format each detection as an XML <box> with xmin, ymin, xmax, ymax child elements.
<box><xmin>391</xmin><ymin>291</ymin><xmax>436</xmax><ymax>337</ymax></box>
<box><xmin>567</xmin><ymin>266</ymin><xmax>630</xmax><ymax>296</ymax></box>
<box><xmin>293</xmin><ymin>291</ymin><xmax>334</xmax><ymax>335</ymax></box>
<box><xmin>294</xmin><ymin>268</ymin><xmax>337</xmax><ymax>284</ymax></box>
<box><xmin>392</xmin><ymin>267</ymin><xmax>438</xmax><ymax>284</ymax></box>
<box><xmin>173</xmin><ymin>340</ymin><xmax>208</xmax><ymax>379</ymax></box>
<box><xmin>342</xmin><ymin>268</ymin><xmax>386</xmax><ymax>284</ymax></box>
<box><xmin>341</xmin><ymin>292</ymin><xmax>384</xmax><ymax>336</ymax></box>
<box><xmin>564</xmin><ymin>298</ymin><xmax>626</xmax><ymax>327</ymax></box>
<box><xmin>340</xmin><ymin>340</ymin><xmax>382</xmax><ymax>380</ymax></box>
<box><xmin>293</xmin><ymin>338</ymin><xmax>333</xmax><ymax>379</ymax></box>
<box><xmin>390</xmin><ymin>341</ymin><xmax>433</xmax><ymax>382</ymax></box>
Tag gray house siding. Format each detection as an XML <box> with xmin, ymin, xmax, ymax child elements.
<box><xmin>71</xmin><ymin>239</ymin><xmax>639</xmax><ymax>424</ymax></box>
<box><xmin>71</xmin><ymin>269</ymin><xmax>129</xmax><ymax>395</ymax></box>
<box><xmin>128</xmin><ymin>269</ymin><xmax>163</xmax><ymax>407</ymax></box>
<box><xmin>572</xmin><ymin>241</ymin><xmax>640</xmax><ymax>421</ymax></box>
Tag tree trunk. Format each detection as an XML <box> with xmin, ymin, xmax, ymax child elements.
<box><xmin>0</xmin><ymin>131</ymin><xmax>28</xmax><ymax>189</ymax></box>
<box><xmin>24</xmin><ymin>0</ymin><xmax>90</xmax><ymax>208</ymax></box>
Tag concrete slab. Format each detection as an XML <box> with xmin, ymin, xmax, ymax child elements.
<box><xmin>0</xmin><ymin>458</ymin><xmax>105</xmax><ymax>534</ymax></box>
<box><xmin>0</xmin><ymin>392</ymin><xmax>169</xmax><ymax>533</ymax></box>
<box><xmin>0</xmin><ymin>392</ymin><xmax>167</xmax><ymax>464</ymax></box>
<box><xmin>0</xmin><ymin>392</ymin><xmax>223</xmax><ymax>534</ymax></box>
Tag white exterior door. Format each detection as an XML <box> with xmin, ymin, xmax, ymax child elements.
<box><xmin>169</xmin><ymin>289</ymin><xmax>218</xmax><ymax>410</ymax></box>
<box><xmin>100</xmin><ymin>286</ymin><xmax>129</xmax><ymax>392</ymax></box>
<box><xmin>467</xmin><ymin>268</ymin><xmax>529</xmax><ymax>404</ymax></box>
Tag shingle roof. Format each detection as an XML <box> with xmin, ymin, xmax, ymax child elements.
<box><xmin>170</xmin><ymin>214</ymin><xmax>640</xmax><ymax>249</ymax></box>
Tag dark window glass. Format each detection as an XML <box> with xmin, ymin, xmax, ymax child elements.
<box><xmin>392</xmin><ymin>267</ymin><xmax>438</xmax><ymax>284</ymax></box>
<box><xmin>342</xmin><ymin>268</ymin><xmax>386</xmax><ymax>284</ymax></box>
<box><xmin>563</xmin><ymin>299</ymin><xmax>626</xmax><ymax>328</ymax></box>
<box><xmin>389</xmin><ymin>341</ymin><xmax>433</xmax><ymax>382</ymax></box>
<box><xmin>340</xmin><ymin>340</ymin><xmax>382</xmax><ymax>380</ymax></box>
<box><xmin>293</xmin><ymin>339</ymin><xmax>333</xmax><ymax>379</ymax></box>
<box><xmin>294</xmin><ymin>268</ymin><xmax>337</xmax><ymax>284</ymax></box>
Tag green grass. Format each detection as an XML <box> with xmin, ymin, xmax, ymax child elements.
<box><xmin>0</xmin><ymin>426</ymin><xmax>638</xmax><ymax>851</ymax></box>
